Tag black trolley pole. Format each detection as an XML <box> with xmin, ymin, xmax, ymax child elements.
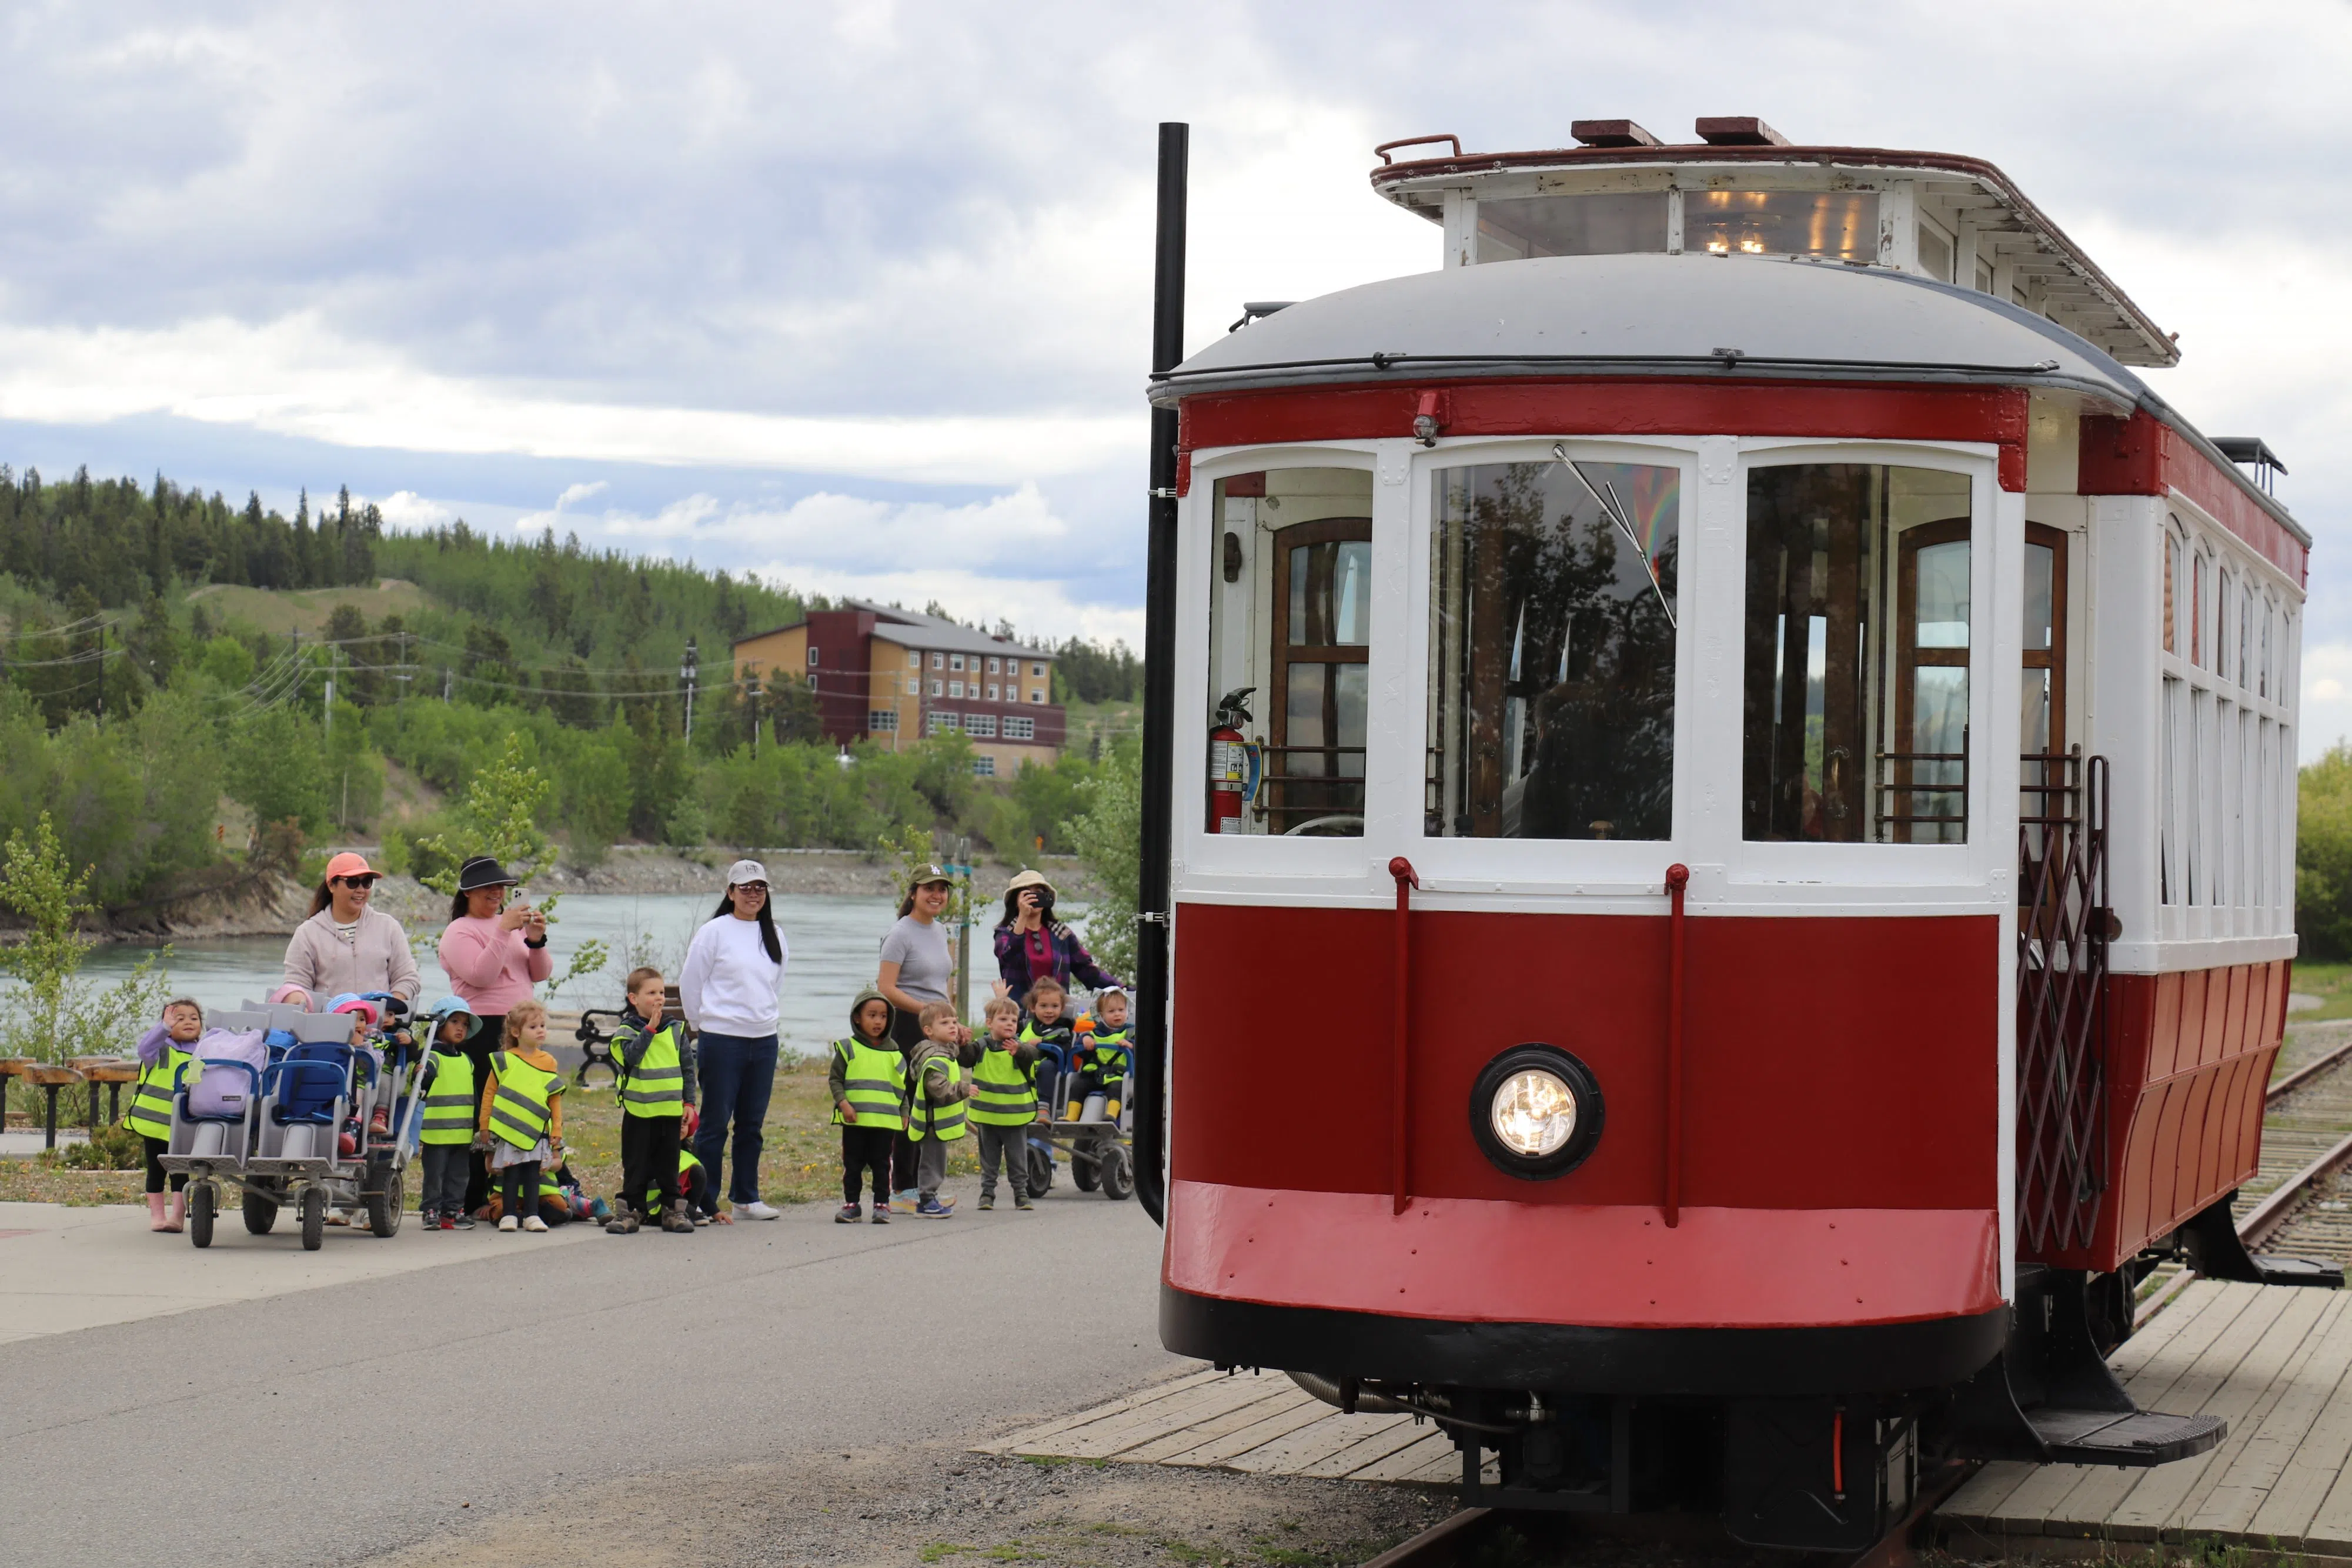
<box><xmin>1133</xmin><ymin>121</ymin><xmax>1187</xmax><ymax>1228</ymax></box>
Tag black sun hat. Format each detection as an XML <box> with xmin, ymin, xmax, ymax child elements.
<box><xmin>456</xmin><ymin>855</ymin><xmax>520</xmax><ymax>893</ymax></box>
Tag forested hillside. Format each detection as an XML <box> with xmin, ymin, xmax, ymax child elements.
<box><xmin>0</xmin><ymin>462</ymin><xmax>1141</xmax><ymax>912</ymax></box>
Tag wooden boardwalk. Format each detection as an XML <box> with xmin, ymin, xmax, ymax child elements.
<box><xmin>976</xmin><ymin>1366</ymin><xmax>1487</xmax><ymax>1487</ymax></box>
<box><xmin>1941</xmin><ymin>1281</ymin><xmax>2352</xmax><ymax>1556</ymax></box>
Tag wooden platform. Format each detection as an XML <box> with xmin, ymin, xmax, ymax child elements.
<box><xmin>1942</xmin><ymin>1281</ymin><xmax>2352</xmax><ymax>1556</ymax></box>
<box><xmin>977</xmin><ymin>1366</ymin><xmax>1486</xmax><ymax>1487</ymax></box>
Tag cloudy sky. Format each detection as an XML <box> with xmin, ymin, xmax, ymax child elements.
<box><xmin>0</xmin><ymin>2</ymin><xmax>2346</xmax><ymax>745</ymax></box>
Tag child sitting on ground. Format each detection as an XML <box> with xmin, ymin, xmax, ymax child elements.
<box><xmin>416</xmin><ymin>996</ymin><xmax>483</xmax><ymax>1230</ymax></box>
<box><xmin>830</xmin><ymin>987</ymin><xmax>904</xmax><ymax>1225</ymax></box>
<box><xmin>129</xmin><ymin>997</ymin><xmax>206</xmax><ymax>1233</ymax></box>
<box><xmin>906</xmin><ymin>1000</ymin><xmax>974</xmax><ymax>1218</ymax></box>
<box><xmin>1020</xmin><ymin>977</ymin><xmax>1077</xmax><ymax>1116</ymax></box>
<box><xmin>608</xmin><ymin>966</ymin><xmax>699</xmax><ymax>1236</ymax></box>
<box><xmin>969</xmin><ymin>995</ymin><xmax>1040</xmax><ymax>1211</ymax></box>
<box><xmin>473</xmin><ymin>1000</ymin><xmax>564</xmax><ymax>1234</ymax></box>
<box><xmin>1067</xmin><ymin>987</ymin><xmax>1132</xmax><ymax>1124</ymax></box>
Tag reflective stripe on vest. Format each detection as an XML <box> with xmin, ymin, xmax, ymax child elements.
<box><xmin>487</xmin><ymin>1052</ymin><xmax>560</xmax><ymax>1151</ymax></box>
<box><xmin>617</xmin><ymin>1022</ymin><xmax>686</xmax><ymax>1118</ymax></box>
<box><xmin>908</xmin><ymin>1055</ymin><xmax>966</xmax><ymax>1142</ymax></box>
<box><xmin>968</xmin><ymin>1045</ymin><xmax>1037</xmax><ymax>1125</ymax></box>
<box><xmin>830</xmin><ymin>1037</ymin><xmax>906</xmax><ymax>1131</ymax></box>
<box><xmin>125</xmin><ymin>1049</ymin><xmax>188</xmax><ymax>1141</ymax></box>
<box><xmin>419</xmin><ymin>1052</ymin><xmax>477</xmax><ymax>1145</ymax></box>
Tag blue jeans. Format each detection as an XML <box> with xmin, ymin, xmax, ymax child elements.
<box><xmin>693</xmin><ymin>1032</ymin><xmax>779</xmax><ymax>1205</ymax></box>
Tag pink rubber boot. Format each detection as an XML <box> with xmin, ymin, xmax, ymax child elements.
<box><xmin>148</xmin><ymin>1193</ymin><xmax>172</xmax><ymax>1232</ymax></box>
<box><xmin>163</xmin><ymin>1191</ymin><xmax>186</xmax><ymax>1233</ymax></box>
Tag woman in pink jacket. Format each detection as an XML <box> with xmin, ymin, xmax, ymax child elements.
<box><xmin>438</xmin><ymin>855</ymin><xmax>553</xmax><ymax>1215</ymax></box>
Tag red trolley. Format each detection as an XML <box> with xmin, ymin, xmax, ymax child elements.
<box><xmin>1127</xmin><ymin>117</ymin><xmax>2322</xmax><ymax>1548</ymax></box>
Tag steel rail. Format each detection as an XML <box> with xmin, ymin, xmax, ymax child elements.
<box><xmin>2266</xmin><ymin>1036</ymin><xmax>2352</xmax><ymax>1106</ymax></box>
<box><xmin>2238</xmin><ymin>1128</ymin><xmax>2352</xmax><ymax>1250</ymax></box>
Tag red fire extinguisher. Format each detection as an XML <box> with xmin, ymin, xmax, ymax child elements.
<box><xmin>1208</xmin><ymin>687</ymin><xmax>1255</xmax><ymax>834</ymax></box>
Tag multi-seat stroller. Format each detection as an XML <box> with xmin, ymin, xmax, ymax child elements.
<box><xmin>1022</xmin><ymin>1035</ymin><xmax>1135</xmax><ymax>1202</ymax></box>
<box><xmin>156</xmin><ymin>995</ymin><xmax>433</xmax><ymax>1251</ymax></box>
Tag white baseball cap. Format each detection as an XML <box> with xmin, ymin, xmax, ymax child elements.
<box><xmin>727</xmin><ymin>859</ymin><xmax>770</xmax><ymax>886</ymax></box>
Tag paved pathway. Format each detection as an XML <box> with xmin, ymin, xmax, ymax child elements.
<box><xmin>0</xmin><ymin>1175</ymin><xmax>1178</xmax><ymax>1567</ymax></box>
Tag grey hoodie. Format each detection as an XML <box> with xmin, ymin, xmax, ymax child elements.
<box><xmin>827</xmin><ymin>986</ymin><xmax>898</xmax><ymax>1108</ymax></box>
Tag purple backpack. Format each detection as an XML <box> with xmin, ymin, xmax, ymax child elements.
<box><xmin>187</xmin><ymin>1027</ymin><xmax>270</xmax><ymax>1119</ymax></box>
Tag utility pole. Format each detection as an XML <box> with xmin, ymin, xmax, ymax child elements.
<box><xmin>953</xmin><ymin>834</ymin><xmax>972</xmax><ymax>1022</ymax></box>
<box><xmin>442</xmin><ymin>665</ymin><xmax>452</xmax><ymax>702</ymax></box>
<box><xmin>749</xmin><ymin>678</ymin><xmax>760</xmax><ymax>760</ymax></box>
<box><xmin>681</xmin><ymin>636</ymin><xmax>699</xmax><ymax>741</ymax></box>
<box><xmin>323</xmin><ymin>644</ymin><xmax>336</xmax><ymax>738</ymax></box>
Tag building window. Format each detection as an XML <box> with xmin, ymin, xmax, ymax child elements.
<box><xmin>949</xmin><ymin>653</ymin><xmax>964</xmax><ymax>672</ymax></box>
<box><xmin>1004</xmin><ymin>716</ymin><xmax>1035</xmax><ymax>740</ymax></box>
<box><xmin>932</xmin><ymin>652</ymin><xmax>945</xmax><ymax>670</ymax></box>
<box><xmin>930</xmin><ymin>680</ymin><xmax>943</xmax><ymax>697</ymax></box>
<box><xmin>907</xmin><ymin>649</ymin><xmax>921</xmax><ymax>668</ymax></box>
<box><xmin>806</xmin><ymin>673</ymin><xmax>818</xmax><ymax>688</ymax></box>
<box><xmin>972</xmin><ymin>755</ymin><xmax>997</xmax><ymax>777</ymax></box>
<box><xmin>948</xmin><ymin>681</ymin><xmax>964</xmax><ymax>698</ymax></box>
<box><xmin>807</xmin><ymin>647</ymin><xmax>820</xmax><ymax>666</ymax></box>
<box><xmin>868</xmin><ymin>709</ymin><xmax>898</xmax><ymax>733</ymax></box>
<box><xmin>928</xmin><ymin>711</ymin><xmax>961</xmax><ymax>735</ymax></box>
<box><xmin>965</xmin><ymin>713</ymin><xmax>998</xmax><ymax>737</ymax></box>
<box><xmin>1030</xmin><ymin>690</ymin><xmax>1045</xmax><ymax>703</ymax></box>
<box><xmin>1031</xmin><ymin>662</ymin><xmax>1045</xmax><ymax>678</ymax></box>
<box><xmin>985</xmin><ymin>683</ymin><xmax>999</xmax><ymax>701</ymax></box>
<box><xmin>987</xmin><ymin>656</ymin><xmax>1001</xmax><ymax>674</ymax></box>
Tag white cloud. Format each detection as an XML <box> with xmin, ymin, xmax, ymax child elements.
<box><xmin>373</xmin><ymin>489</ymin><xmax>454</xmax><ymax>531</ymax></box>
<box><xmin>2303</xmin><ymin>643</ymin><xmax>2352</xmax><ymax>763</ymax></box>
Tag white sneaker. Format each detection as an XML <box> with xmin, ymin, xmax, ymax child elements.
<box><xmin>520</xmin><ymin>1215</ymin><xmax>548</xmax><ymax>1232</ymax></box>
<box><xmin>738</xmin><ymin>1201</ymin><xmax>781</xmax><ymax>1221</ymax></box>
<box><xmin>497</xmin><ymin>1215</ymin><xmax>518</xmax><ymax>1232</ymax></box>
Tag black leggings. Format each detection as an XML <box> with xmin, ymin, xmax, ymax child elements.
<box><xmin>142</xmin><ymin>1136</ymin><xmax>186</xmax><ymax>1195</ymax></box>
<box><xmin>841</xmin><ymin>1125</ymin><xmax>894</xmax><ymax>1205</ymax></box>
<box><xmin>500</xmin><ymin>1160</ymin><xmax>542</xmax><ymax>1221</ymax></box>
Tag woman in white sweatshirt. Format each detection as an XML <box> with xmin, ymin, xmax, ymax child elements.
<box><xmin>679</xmin><ymin>860</ymin><xmax>789</xmax><ymax>1221</ymax></box>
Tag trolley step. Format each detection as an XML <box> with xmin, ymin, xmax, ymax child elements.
<box><xmin>2027</xmin><ymin>1406</ymin><xmax>2226</xmax><ymax>1466</ymax></box>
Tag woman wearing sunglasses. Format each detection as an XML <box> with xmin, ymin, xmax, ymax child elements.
<box><xmin>280</xmin><ymin>851</ymin><xmax>422</xmax><ymax>1011</ymax></box>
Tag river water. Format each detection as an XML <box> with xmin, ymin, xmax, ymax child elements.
<box><xmin>74</xmin><ymin>892</ymin><xmax>975</xmax><ymax>1058</ymax></box>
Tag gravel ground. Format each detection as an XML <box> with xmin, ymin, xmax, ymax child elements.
<box><xmin>359</xmin><ymin>1445</ymin><xmax>1453</xmax><ymax>1567</ymax></box>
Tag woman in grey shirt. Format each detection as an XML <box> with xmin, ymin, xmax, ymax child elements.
<box><xmin>876</xmin><ymin>864</ymin><xmax>964</xmax><ymax>1210</ymax></box>
<box><xmin>877</xmin><ymin>865</ymin><xmax>962</xmax><ymax>1052</ymax></box>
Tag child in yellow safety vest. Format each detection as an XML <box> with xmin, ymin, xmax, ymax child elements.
<box><xmin>970</xmin><ymin>995</ymin><xmax>1040</xmax><ymax>1212</ymax></box>
<box><xmin>906</xmin><ymin>999</ymin><xmax>973</xmax><ymax>1219</ymax></box>
<box><xmin>608</xmin><ymin>965</ymin><xmax>699</xmax><ymax>1236</ymax></box>
<box><xmin>416</xmin><ymin>996</ymin><xmax>483</xmax><ymax>1231</ymax></box>
<box><xmin>1019</xmin><ymin>976</ymin><xmax>1076</xmax><ymax>1118</ymax></box>
<box><xmin>829</xmin><ymin>986</ymin><xmax>905</xmax><ymax>1224</ymax></box>
<box><xmin>473</xmin><ymin>1000</ymin><xmax>564</xmax><ymax>1234</ymax></box>
<box><xmin>1066</xmin><ymin>987</ymin><xmax>1133</xmax><ymax>1124</ymax></box>
<box><xmin>129</xmin><ymin>997</ymin><xmax>205</xmax><ymax>1232</ymax></box>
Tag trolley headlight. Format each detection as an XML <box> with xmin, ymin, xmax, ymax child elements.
<box><xmin>1470</xmin><ymin>1046</ymin><xmax>1603</xmax><ymax>1179</ymax></box>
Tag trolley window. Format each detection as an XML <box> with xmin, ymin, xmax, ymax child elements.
<box><xmin>1426</xmin><ymin>456</ymin><xmax>1680</xmax><ymax>840</ymax></box>
<box><xmin>1740</xmin><ymin>464</ymin><xmax>1973</xmax><ymax>844</ymax></box>
<box><xmin>1205</xmin><ymin>467</ymin><xmax>1372</xmax><ymax>838</ymax></box>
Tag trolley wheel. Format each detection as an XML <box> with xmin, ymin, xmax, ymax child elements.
<box><xmin>1071</xmin><ymin>1148</ymin><xmax>1100</xmax><ymax>1192</ymax></box>
<box><xmin>1099</xmin><ymin>1144</ymin><xmax>1134</xmax><ymax>1201</ymax></box>
<box><xmin>366</xmin><ymin>1165</ymin><xmax>404</xmax><ymax>1239</ymax></box>
<box><xmin>1026</xmin><ymin>1144</ymin><xmax>1054</xmax><ymax>1196</ymax></box>
<box><xmin>188</xmin><ymin>1182</ymin><xmax>216</xmax><ymax>1248</ymax></box>
<box><xmin>300</xmin><ymin>1186</ymin><xmax>326</xmax><ymax>1252</ymax></box>
<box><xmin>242</xmin><ymin>1189</ymin><xmax>278</xmax><ymax>1236</ymax></box>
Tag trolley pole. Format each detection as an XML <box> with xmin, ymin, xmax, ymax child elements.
<box><xmin>1133</xmin><ymin>121</ymin><xmax>1186</xmax><ymax>1228</ymax></box>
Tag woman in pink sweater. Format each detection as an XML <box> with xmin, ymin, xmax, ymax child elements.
<box><xmin>438</xmin><ymin>855</ymin><xmax>553</xmax><ymax>1215</ymax></box>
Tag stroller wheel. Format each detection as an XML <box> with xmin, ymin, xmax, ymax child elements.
<box><xmin>366</xmin><ymin>1164</ymin><xmax>405</xmax><ymax>1239</ymax></box>
<box><xmin>1025</xmin><ymin>1144</ymin><xmax>1055</xmax><ymax>1196</ymax></box>
<box><xmin>1071</xmin><ymin>1148</ymin><xmax>1100</xmax><ymax>1192</ymax></box>
<box><xmin>300</xmin><ymin>1187</ymin><xmax>326</xmax><ymax>1252</ymax></box>
<box><xmin>1098</xmin><ymin>1144</ymin><xmax>1135</xmax><ymax>1201</ymax></box>
<box><xmin>188</xmin><ymin>1183</ymin><xmax>216</xmax><ymax>1249</ymax></box>
<box><xmin>242</xmin><ymin>1189</ymin><xmax>278</xmax><ymax>1236</ymax></box>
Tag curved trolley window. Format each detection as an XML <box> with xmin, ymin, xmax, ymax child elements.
<box><xmin>1426</xmin><ymin>456</ymin><xmax>1680</xmax><ymax>840</ymax></box>
<box><xmin>1741</xmin><ymin>464</ymin><xmax>1973</xmax><ymax>844</ymax></box>
<box><xmin>1205</xmin><ymin>467</ymin><xmax>1372</xmax><ymax>838</ymax></box>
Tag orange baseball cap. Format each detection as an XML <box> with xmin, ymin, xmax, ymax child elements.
<box><xmin>323</xmin><ymin>851</ymin><xmax>375</xmax><ymax>881</ymax></box>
